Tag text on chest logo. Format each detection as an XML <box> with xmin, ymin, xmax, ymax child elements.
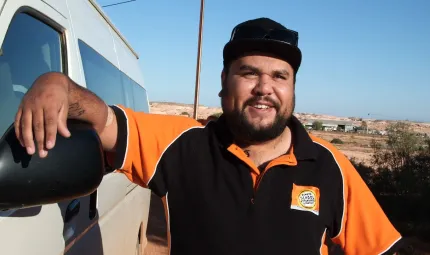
<box><xmin>290</xmin><ymin>184</ymin><xmax>320</xmax><ymax>216</ymax></box>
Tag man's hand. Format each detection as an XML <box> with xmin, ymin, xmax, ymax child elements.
<box><xmin>14</xmin><ymin>72</ymin><xmax>71</xmax><ymax>158</ymax></box>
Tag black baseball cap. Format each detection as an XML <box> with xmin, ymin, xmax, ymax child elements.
<box><xmin>223</xmin><ymin>17</ymin><xmax>302</xmax><ymax>74</ymax></box>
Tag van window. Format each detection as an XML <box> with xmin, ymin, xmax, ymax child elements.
<box><xmin>78</xmin><ymin>40</ymin><xmax>148</xmax><ymax>112</ymax></box>
<box><xmin>78</xmin><ymin>40</ymin><xmax>125</xmax><ymax>106</ymax></box>
<box><xmin>121</xmin><ymin>74</ymin><xmax>134</xmax><ymax>109</ymax></box>
<box><xmin>132</xmin><ymin>82</ymin><xmax>150</xmax><ymax>112</ymax></box>
<box><xmin>0</xmin><ymin>13</ymin><xmax>63</xmax><ymax>136</ymax></box>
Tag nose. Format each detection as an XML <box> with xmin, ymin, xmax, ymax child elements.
<box><xmin>252</xmin><ymin>74</ymin><xmax>273</xmax><ymax>96</ymax></box>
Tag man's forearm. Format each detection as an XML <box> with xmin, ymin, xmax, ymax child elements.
<box><xmin>67</xmin><ymin>78</ymin><xmax>109</xmax><ymax>134</ymax></box>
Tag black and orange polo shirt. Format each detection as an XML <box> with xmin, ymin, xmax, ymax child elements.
<box><xmin>107</xmin><ymin>105</ymin><xmax>403</xmax><ymax>255</ymax></box>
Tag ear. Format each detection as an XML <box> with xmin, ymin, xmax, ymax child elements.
<box><xmin>221</xmin><ymin>69</ymin><xmax>227</xmax><ymax>81</ymax></box>
<box><xmin>218</xmin><ymin>70</ymin><xmax>227</xmax><ymax>97</ymax></box>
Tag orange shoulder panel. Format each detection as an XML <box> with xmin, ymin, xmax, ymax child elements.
<box><xmin>114</xmin><ymin>105</ymin><xmax>203</xmax><ymax>187</ymax></box>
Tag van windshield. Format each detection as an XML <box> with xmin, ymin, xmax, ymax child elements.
<box><xmin>0</xmin><ymin>13</ymin><xmax>63</xmax><ymax>137</ymax></box>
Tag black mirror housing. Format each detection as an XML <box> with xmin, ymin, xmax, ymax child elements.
<box><xmin>0</xmin><ymin>120</ymin><xmax>105</xmax><ymax>210</ymax></box>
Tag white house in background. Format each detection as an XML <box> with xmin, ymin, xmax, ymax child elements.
<box><xmin>303</xmin><ymin>119</ymin><xmax>355</xmax><ymax>132</ymax></box>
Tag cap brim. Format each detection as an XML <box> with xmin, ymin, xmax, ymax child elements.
<box><xmin>223</xmin><ymin>39</ymin><xmax>302</xmax><ymax>73</ymax></box>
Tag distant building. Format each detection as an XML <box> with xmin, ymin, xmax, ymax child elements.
<box><xmin>303</xmin><ymin>119</ymin><xmax>355</xmax><ymax>132</ymax></box>
<box><xmin>379</xmin><ymin>130</ymin><xmax>388</xmax><ymax>136</ymax></box>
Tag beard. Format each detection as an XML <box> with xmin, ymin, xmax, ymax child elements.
<box><xmin>222</xmin><ymin>94</ymin><xmax>295</xmax><ymax>144</ymax></box>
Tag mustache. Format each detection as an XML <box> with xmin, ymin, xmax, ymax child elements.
<box><xmin>244</xmin><ymin>96</ymin><xmax>280</xmax><ymax>110</ymax></box>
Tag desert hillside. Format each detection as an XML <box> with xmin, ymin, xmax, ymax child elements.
<box><xmin>149</xmin><ymin>101</ymin><xmax>430</xmax><ymax>134</ymax></box>
<box><xmin>149</xmin><ymin>101</ymin><xmax>430</xmax><ymax>165</ymax></box>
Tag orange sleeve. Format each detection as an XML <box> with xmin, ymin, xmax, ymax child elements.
<box><xmin>329</xmin><ymin>144</ymin><xmax>402</xmax><ymax>254</ymax></box>
<box><xmin>106</xmin><ymin>105</ymin><xmax>203</xmax><ymax>190</ymax></box>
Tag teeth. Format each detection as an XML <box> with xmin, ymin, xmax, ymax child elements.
<box><xmin>254</xmin><ymin>104</ymin><xmax>270</xmax><ymax>109</ymax></box>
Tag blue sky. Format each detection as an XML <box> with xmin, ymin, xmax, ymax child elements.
<box><xmin>98</xmin><ymin>0</ymin><xmax>430</xmax><ymax>122</ymax></box>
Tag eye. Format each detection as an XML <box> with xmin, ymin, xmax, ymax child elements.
<box><xmin>243</xmin><ymin>71</ymin><xmax>258</xmax><ymax>77</ymax></box>
<box><xmin>274</xmin><ymin>74</ymin><xmax>287</xmax><ymax>80</ymax></box>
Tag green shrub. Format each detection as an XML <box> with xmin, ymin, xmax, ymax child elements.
<box><xmin>312</xmin><ymin>121</ymin><xmax>323</xmax><ymax>131</ymax></box>
<box><xmin>331</xmin><ymin>138</ymin><xmax>344</xmax><ymax>144</ymax></box>
<box><xmin>356</xmin><ymin>122</ymin><xmax>430</xmax><ymax>244</ymax></box>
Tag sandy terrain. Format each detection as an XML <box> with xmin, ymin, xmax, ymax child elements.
<box><xmin>150</xmin><ymin>102</ymin><xmax>430</xmax><ymax>135</ymax></box>
<box><xmin>309</xmin><ymin>130</ymin><xmax>386</xmax><ymax>165</ymax></box>
<box><xmin>149</xmin><ymin>102</ymin><xmax>222</xmax><ymax>120</ymax></box>
<box><xmin>143</xmin><ymin>193</ymin><xmax>169</xmax><ymax>255</ymax></box>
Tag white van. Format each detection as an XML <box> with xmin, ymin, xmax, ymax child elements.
<box><xmin>0</xmin><ymin>0</ymin><xmax>151</xmax><ymax>254</ymax></box>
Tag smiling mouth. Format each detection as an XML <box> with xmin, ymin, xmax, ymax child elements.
<box><xmin>244</xmin><ymin>97</ymin><xmax>278</xmax><ymax>112</ymax></box>
<box><xmin>247</xmin><ymin>103</ymin><xmax>277</xmax><ymax>115</ymax></box>
<box><xmin>252</xmin><ymin>104</ymin><xmax>271</xmax><ymax>109</ymax></box>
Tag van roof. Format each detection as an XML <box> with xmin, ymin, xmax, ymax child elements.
<box><xmin>88</xmin><ymin>0</ymin><xmax>139</xmax><ymax>59</ymax></box>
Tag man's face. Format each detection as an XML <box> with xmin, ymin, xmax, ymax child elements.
<box><xmin>220</xmin><ymin>53</ymin><xmax>296</xmax><ymax>143</ymax></box>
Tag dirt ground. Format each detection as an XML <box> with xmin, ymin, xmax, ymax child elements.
<box><xmin>143</xmin><ymin>193</ymin><xmax>169</xmax><ymax>255</ymax></box>
<box><xmin>309</xmin><ymin>130</ymin><xmax>387</xmax><ymax>165</ymax></box>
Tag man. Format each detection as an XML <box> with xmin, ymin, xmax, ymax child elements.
<box><xmin>15</xmin><ymin>18</ymin><xmax>402</xmax><ymax>254</ymax></box>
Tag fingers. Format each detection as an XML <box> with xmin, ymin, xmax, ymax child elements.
<box><xmin>14</xmin><ymin>108</ymin><xmax>24</xmax><ymax>147</ymax></box>
<box><xmin>44</xmin><ymin>106</ymin><xmax>59</xmax><ymax>150</ymax></box>
<box><xmin>33</xmin><ymin>108</ymin><xmax>48</xmax><ymax>158</ymax></box>
<box><xmin>16</xmin><ymin>101</ymin><xmax>70</xmax><ymax>158</ymax></box>
<box><xmin>20</xmin><ymin>109</ymin><xmax>35</xmax><ymax>155</ymax></box>
<box><xmin>13</xmin><ymin>73</ymin><xmax>71</xmax><ymax>158</ymax></box>
<box><xmin>18</xmin><ymin>105</ymin><xmax>63</xmax><ymax>158</ymax></box>
<box><xmin>57</xmin><ymin>103</ymin><xmax>71</xmax><ymax>138</ymax></box>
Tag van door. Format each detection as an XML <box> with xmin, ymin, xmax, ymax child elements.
<box><xmin>65</xmin><ymin>1</ymin><xmax>151</xmax><ymax>254</ymax></box>
<box><xmin>0</xmin><ymin>1</ymin><xmax>99</xmax><ymax>255</ymax></box>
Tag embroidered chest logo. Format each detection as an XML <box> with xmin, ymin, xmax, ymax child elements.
<box><xmin>290</xmin><ymin>184</ymin><xmax>320</xmax><ymax>216</ymax></box>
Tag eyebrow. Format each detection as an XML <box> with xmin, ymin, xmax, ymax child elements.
<box><xmin>274</xmin><ymin>69</ymin><xmax>290</xmax><ymax>76</ymax></box>
<box><xmin>239</xmin><ymin>65</ymin><xmax>260</xmax><ymax>73</ymax></box>
<box><xmin>238</xmin><ymin>64</ymin><xmax>290</xmax><ymax>78</ymax></box>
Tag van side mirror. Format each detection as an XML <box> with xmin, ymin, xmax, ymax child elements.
<box><xmin>0</xmin><ymin>120</ymin><xmax>105</xmax><ymax>210</ymax></box>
